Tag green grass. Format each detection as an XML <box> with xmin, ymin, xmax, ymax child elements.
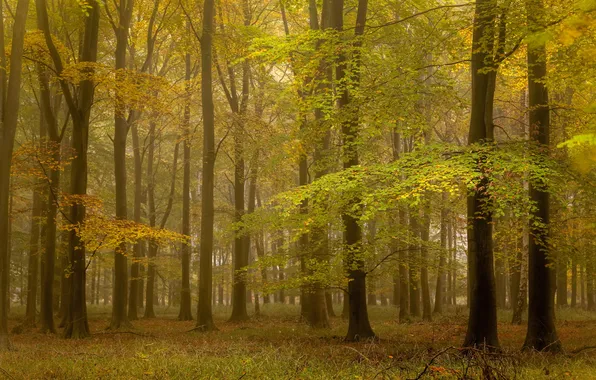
<box><xmin>1</xmin><ymin>304</ymin><xmax>595</xmax><ymax>379</ymax></box>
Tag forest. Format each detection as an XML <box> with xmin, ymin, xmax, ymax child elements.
<box><xmin>0</xmin><ymin>0</ymin><xmax>595</xmax><ymax>377</ymax></box>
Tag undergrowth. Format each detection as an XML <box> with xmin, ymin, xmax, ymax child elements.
<box><xmin>0</xmin><ymin>304</ymin><xmax>594</xmax><ymax>379</ymax></box>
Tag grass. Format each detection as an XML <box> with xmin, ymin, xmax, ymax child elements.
<box><xmin>0</xmin><ymin>303</ymin><xmax>595</xmax><ymax>379</ymax></box>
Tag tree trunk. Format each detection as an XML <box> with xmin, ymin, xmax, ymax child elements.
<box><xmin>556</xmin><ymin>257</ymin><xmax>568</xmax><ymax>307</ymax></box>
<box><xmin>109</xmin><ymin>0</ymin><xmax>133</xmax><ymax>331</ymax></box>
<box><xmin>128</xmin><ymin>122</ymin><xmax>143</xmax><ymax>320</ymax></box>
<box><xmin>24</xmin><ymin>188</ymin><xmax>42</xmax><ymax>326</ymax></box>
<box><xmin>463</xmin><ymin>0</ymin><xmax>499</xmax><ymax>350</ymax></box>
<box><xmin>331</xmin><ymin>0</ymin><xmax>374</xmax><ymax>341</ymax></box>
<box><xmin>420</xmin><ymin>209</ymin><xmax>432</xmax><ymax>321</ymax></box>
<box><xmin>0</xmin><ymin>0</ymin><xmax>32</xmax><ymax>349</ymax></box>
<box><xmin>408</xmin><ymin>211</ymin><xmax>421</xmax><ymax>318</ymax></box>
<box><xmin>196</xmin><ymin>0</ymin><xmax>217</xmax><ymax>331</ymax></box>
<box><xmin>522</xmin><ymin>0</ymin><xmax>561</xmax><ymax>352</ymax></box>
<box><xmin>178</xmin><ymin>46</ymin><xmax>193</xmax><ymax>322</ymax></box>
<box><xmin>521</xmin><ymin>0</ymin><xmax>560</xmax><ymax>350</ymax></box>
<box><xmin>398</xmin><ymin>207</ymin><xmax>409</xmax><ymax>322</ymax></box>
<box><xmin>434</xmin><ymin>199</ymin><xmax>448</xmax><ymax>315</ymax></box>
<box><xmin>571</xmin><ymin>259</ymin><xmax>577</xmax><ymax>307</ymax></box>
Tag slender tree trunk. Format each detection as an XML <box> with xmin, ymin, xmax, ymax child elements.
<box><xmin>556</xmin><ymin>257</ymin><xmax>568</xmax><ymax>307</ymax></box>
<box><xmin>408</xmin><ymin>212</ymin><xmax>421</xmax><ymax>318</ymax></box>
<box><xmin>24</xmin><ymin>188</ymin><xmax>42</xmax><ymax>326</ymax></box>
<box><xmin>178</xmin><ymin>46</ymin><xmax>193</xmax><ymax>322</ymax></box>
<box><xmin>128</xmin><ymin>122</ymin><xmax>143</xmax><ymax>320</ymax></box>
<box><xmin>110</xmin><ymin>0</ymin><xmax>134</xmax><ymax>331</ymax></box>
<box><xmin>571</xmin><ymin>259</ymin><xmax>577</xmax><ymax>307</ymax></box>
<box><xmin>420</xmin><ymin>209</ymin><xmax>432</xmax><ymax>321</ymax></box>
<box><xmin>587</xmin><ymin>259</ymin><xmax>595</xmax><ymax>311</ymax></box>
<box><xmin>434</xmin><ymin>198</ymin><xmax>448</xmax><ymax>314</ymax></box>
<box><xmin>196</xmin><ymin>0</ymin><xmax>217</xmax><ymax>331</ymax></box>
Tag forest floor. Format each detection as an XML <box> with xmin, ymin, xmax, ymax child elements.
<box><xmin>0</xmin><ymin>304</ymin><xmax>595</xmax><ymax>379</ymax></box>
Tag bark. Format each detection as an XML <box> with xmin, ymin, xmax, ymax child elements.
<box><xmin>420</xmin><ymin>209</ymin><xmax>432</xmax><ymax>321</ymax></box>
<box><xmin>408</xmin><ymin>212</ymin><xmax>421</xmax><ymax>318</ymax></box>
<box><xmin>434</xmin><ymin>198</ymin><xmax>448</xmax><ymax>314</ymax></box>
<box><xmin>178</xmin><ymin>45</ymin><xmax>193</xmax><ymax>322</ymax></box>
<box><xmin>37</xmin><ymin>62</ymin><xmax>62</xmax><ymax>334</ymax></box>
<box><xmin>24</xmin><ymin>187</ymin><xmax>42</xmax><ymax>326</ymax></box>
<box><xmin>398</xmin><ymin>207</ymin><xmax>409</xmax><ymax>322</ymax></box>
<box><xmin>587</xmin><ymin>260</ymin><xmax>595</xmax><ymax>311</ymax></box>
<box><xmin>128</xmin><ymin>122</ymin><xmax>143</xmax><ymax>320</ymax></box>
<box><xmin>110</xmin><ymin>0</ymin><xmax>134</xmax><ymax>331</ymax></box>
<box><xmin>394</xmin><ymin>129</ymin><xmax>408</xmax><ymax>320</ymax></box>
<box><xmin>0</xmin><ymin>0</ymin><xmax>32</xmax><ymax>349</ymax></box>
<box><xmin>463</xmin><ymin>0</ymin><xmax>499</xmax><ymax>350</ymax></box>
<box><xmin>571</xmin><ymin>259</ymin><xmax>577</xmax><ymax>307</ymax></box>
<box><xmin>331</xmin><ymin>0</ymin><xmax>374</xmax><ymax>341</ymax></box>
<box><xmin>556</xmin><ymin>257</ymin><xmax>568</xmax><ymax>307</ymax></box>
<box><xmin>522</xmin><ymin>0</ymin><xmax>561</xmax><ymax>353</ymax></box>
<box><xmin>196</xmin><ymin>0</ymin><xmax>217</xmax><ymax>331</ymax></box>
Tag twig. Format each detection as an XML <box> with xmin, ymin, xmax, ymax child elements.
<box><xmin>570</xmin><ymin>345</ymin><xmax>596</xmax><ymax>355</ymax></box>
<box><xmin>409</xmin><ymin>346</ymin><xmax>457</xmax><ymax>380</ymax></box>
<box><xmin>0</xmin><ymin>367</ymin><xmax>15</xmax><ymax>380</ymax></box>
<box><xmin>92</xmin><ymin>331</ymin><xmax>156</xmax><ymax>338</ymax></box>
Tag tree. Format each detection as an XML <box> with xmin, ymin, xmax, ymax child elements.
<box><xmin>0</xmin><ymin>0</ymin><xmax>31</xmax><ymax>349</ymax></box>
<box><xmin>37</xmin><ymin>0</ymin><xmax>100</xmax><ymax>338</ymax></box>
<box><xmin>108</xmin><ymin>0</ymin><xmax>134</xmax><ymax>331</ymax></box>
<box><xmin>522</xmin><ymin>0</ymin><xmax>561</xmax><ymax>352</ymax></box>
<box><xmin>179</xmin><ymin>44</ymin><xmax>193</xmax><ymax>322</ymax></box>
<box><xmin>196</xmin><ymin>0</ymin><xmax>217</xmax><ymax>331</ymax></box>
<box><xmin>463</xmin><ymin>0</ymin><xmax>500</xmax><ymax>350</ymax></box>
<box><xmin>330</xmin><ymin>0</ymin><xmax>375</xmax><ymax>341</ymax></box>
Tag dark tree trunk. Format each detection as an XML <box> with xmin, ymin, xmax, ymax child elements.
<box><xmin>196</xmin><ymin>0</ymin><xmax>217</xmax><ymax>331</ymax></box>
<box><xmin>408</xmin><ymin>212</ymin><xmax>421</xmax><ymax>318</ymax></box>
<box><xmin>463</xmin><ymin>0</ymin><xmax>499</xmax><ymax>350</ymax></box>
<box><xmin>331</xmin><ymin>0</ymin><xmax>374</xmax><ymax>341</ymax></box>
<box><xmin>420</xmin><ymin>210</ymin><xmax>432</xmax><ymax>321</ymax></box>
<box><xmin>0</xmin><ymin>0</ymin><xmax>32</xmax><ymax>349</ymax></box>
<box><xmin>522</xmin><ymin>0</ymin><xmax>561</xmax><ymax>352</ymax></box>
<box><xmin>556</xmin><ymin>257</ymin><xmax>568</xmax><ymax>307</ymax></box>
<box><xmin>571</xmin><ymin>259</ymin><xmax>577</xmax><ymax>307</ymax></box>
<box><xmin>586</xmin><ymin>260</ymin><xmax>595</xmax><ymax>311</ymax></box>
<box><xmin>24</xmin><ymin>188</ymin><xmax>42</xmax><ymax>327</ymax></box>
<box><xmin>37</xmin><ymin>61</ymin><xmax>63</xmax><ymax>334</ymax></box>
<box><xmin>110</xmin><ymin>0</ymin><xmax>134</xmax><ymax>331</ymax></box>
<box><xmin>398</xmin><ymin>207</ymin><xmax>409</xmax><ymax>322</ymax></box>
<box><xmin>434</xmin><ymin>199</ymin><xmax>448</xmax><ymax>315</ymax></box>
